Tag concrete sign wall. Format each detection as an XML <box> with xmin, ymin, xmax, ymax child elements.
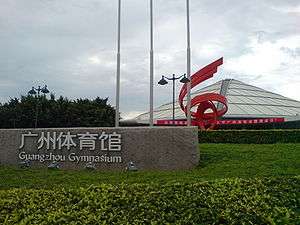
<box><xmin>0</xmin><ymin>127</ymin><xmax>199</xmax><ymax>170</ymax></box>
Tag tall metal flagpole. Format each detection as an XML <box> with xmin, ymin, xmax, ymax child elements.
<box><xmin>149</xmin><ymin>0</ymin><xmax>154</xmax><ymax>126</ymax></box>
<box><xmin>115</xmin><ymin>0</ymin><xmax>121</xmax><ymax>127</ymax></box>
<box><xmin>186</xmin><ymin>0</ymin><xmax>192</xmax><ymax>126</ymax></box>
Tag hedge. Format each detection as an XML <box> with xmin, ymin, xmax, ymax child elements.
<box><xmin>199</xmin><ymin>129</ymin><xmax>300</xmax><ymax>144</ymax></box>
<box><xmin>0</xmin><ymin>176</ymin><xmax>299</xmax><ymax>225</ymax></box>
<box><xmin>218</xmin><ymin>120</ymin><xmax>300</xmax><ymax>130</ymax></box>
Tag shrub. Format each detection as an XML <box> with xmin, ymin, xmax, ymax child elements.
<box><xmin>199</xmin><ymin>129</ymin><xmax>300</xmax><ymax>143</ymax></box>
<box><xmin>0</xmin><ymin>176</ymin><xmax>299</xmax><ymax>224</ymax></box>
<box><xmin>218</xmin><ymin>120</ymin><xmax>300</xmax><ymax>130</ymax></box>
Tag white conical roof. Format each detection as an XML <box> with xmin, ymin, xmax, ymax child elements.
<box><xmin>135</xmin><ymin>79</ymin><xmax>300</xmax><ymax>123</ymax></box>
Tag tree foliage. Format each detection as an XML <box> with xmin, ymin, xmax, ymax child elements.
<box><xmin>0</xmin><ymin>176</ymin><xmax>299</xmax><ymax>224</ymax></box>
<box><xmin>0</xmin><ymin>94</ymin><xmax>115</xmax><ymax>128</ymax></box>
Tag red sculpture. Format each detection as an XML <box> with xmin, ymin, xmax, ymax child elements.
<box><xmin>179</xmin><ymin>58</ymin><xmax>228</xmax><ymax>130</ymax></box>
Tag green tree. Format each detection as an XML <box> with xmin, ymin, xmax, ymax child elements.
<box><xmin>0</xmin><ymin>95</ymin><xmax>116</xmax><ymax>128</ymax></box>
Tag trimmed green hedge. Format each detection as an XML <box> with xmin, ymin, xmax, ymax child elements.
<box><xmin>199</xmin><ymin>129</ymin><xmax>300</xmax><ymax>143</ymax></box>
<box><xmin>218</xmin><ymin>120</ymin><xmax>300</xmax><ymax>130</ymax></box>
<box><xmin>0</xmin><ymin>176</ymin><xmax>299</xmax><ymax>225</ymax></box>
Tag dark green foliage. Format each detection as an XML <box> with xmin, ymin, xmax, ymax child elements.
<box><xmin>199</xmin><ymin>129</ymin><xmax>300</xmax><ymax>143</ymax></box>
<box><xmin>218</xmin><ymin>120</ymin><xmax>300</xmax><ymax>130</ymax></box>
<box><xmin>0</xmin><ymin>95</ymin><xmax>115</xmax><ymax>128</ymax></box>
<box><xmin>0</xmin><ymin>176</ymin><xmax>299</xmax><ymax>224</ymax></box>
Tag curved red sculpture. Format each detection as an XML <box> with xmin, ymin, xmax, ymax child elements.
<box><xmin>179</xmin><ymin>58</ymin><xmax>228</xmax><ymax>130</ymax></box>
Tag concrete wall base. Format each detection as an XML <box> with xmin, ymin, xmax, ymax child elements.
<box><xmin>0</xmin><ymin>127</ymin><xmax>199</xmax><ymax>171</ymax></box>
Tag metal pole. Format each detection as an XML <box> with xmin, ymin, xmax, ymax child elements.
<box><xmin>37</xmin><ymin>86</ymin><xmax>41</xmax><ymax>96</ymax></box>
<box><xmin>149</xmin><ymin>0</ymin><xmax>154</xmax><ymax>126</ymax></box>
<box><xmin>34</xmin><ymin>87</ymin><xmax>41</xmax><ymax>128</ymax></box>
<box><xmin>115</xmin><ymin>0</ymin><xmax>121</xmax><ymax>127</ymax></box>
<box><xmin>34</xmin><ymin>97</ymin><xmax>38</xmax><ymax>128</ymax></box>
<box><xmin>186</xmin><ymin>0</ymin><xmax>191</xmax><ymax>126</ymax></box>
<box><xmin>172</xmin><ymin>75</ymin><xmax>175</xmax><ymax>124</ymax></box>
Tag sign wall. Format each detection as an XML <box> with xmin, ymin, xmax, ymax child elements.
<box><xmin>0</xmin><ymin>127</ymin><xmax>199</xmax><ymax>171</ymax></box>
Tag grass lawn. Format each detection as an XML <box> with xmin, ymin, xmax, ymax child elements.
<box><xmin>0</xmin><ymin>143</ymin><xmax>299</xmax><ymax>189</ymax></box>
<box><xmin>1</xmin><ymin>143</ymin><xmax>299</xmax><ymax>224</ymax></box>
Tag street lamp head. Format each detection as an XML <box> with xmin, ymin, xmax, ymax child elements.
<box><xmin>180</xmin><ymin>74</ymin><xmax>190</xmax><ymax>84</ymax></box>
<box><xmin>41</xmin><ymin>85</ymin><xmax>50</xmax><ymax>94</ymax></box>
<box><xmin>28</xmin><ymin>87</ymin><xmax>37</xmax><ymax>95</ymax></box>
<box><xmin>158</xmin><ymin>76</ymin><xmax>168</xmax><ymax>85</ymax></box>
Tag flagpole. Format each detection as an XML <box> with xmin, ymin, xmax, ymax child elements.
<box><xmin>149</xmin><ymin>0</ymin><xmax>154</xmax><ymax>126</ymax></box>
<box><xmin>186</xmin><ymin>0</ymin><xmax>191</xmax><ymax>126</ymax></box>
<box><xmin>115</xmin><ymin>0</ymin><xmax>121</xmax><ymax>127</ymax></box>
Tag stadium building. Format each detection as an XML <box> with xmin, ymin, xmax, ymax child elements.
<box><xmin>130</xmin><ymin>79</ymin><xmax>300</xmax><ymax>129</ymax></box>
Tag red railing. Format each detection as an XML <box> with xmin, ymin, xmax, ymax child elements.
<box><xmin>156</xmin><ymin>117</ymin><xmax>285</xmax><ymax>126</ymax></box>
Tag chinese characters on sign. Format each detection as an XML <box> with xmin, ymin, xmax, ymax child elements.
<box><xmin>19</xmin><ymin>131</ymin><xmax>122</xmax><ymax>151</ymax></box>
<box><xmin>18</xmin><ymin>131</ymin><xmax>123</xmax><ymax>165</ymax></box>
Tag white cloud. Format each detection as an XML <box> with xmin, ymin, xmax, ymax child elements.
<box><xmin>225</xmin><ymin>34</ymin><xmax>300</xmax><ymax>100</ymax></box>
<box><xmin>0</xmin><ymin>0</ymin><xmax>299</xmax><ymax>117</ymax></box>
<box><xmin>88</xmin><ymin>56</ymin><xmax>101</xmax><ymax>65</ymax></box>
<box><xmin>272</xmin><ymin>4</ymin><xmax>300</xmax><ymax>13</ymax></box>
<box><xmin>121</xmin><ymin>110</ymin><xmax>145</xmax><ymax>120</ymax></box>
<box><xmin>226</xmin><ymin>35</ymin><xmax>300</xmax><ymax>75</ymax></box>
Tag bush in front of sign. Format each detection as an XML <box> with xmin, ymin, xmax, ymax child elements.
<box><xmin>0</xmin><ymin>176</ymin><xmax>299</xmax><ymax>224</ymax></box>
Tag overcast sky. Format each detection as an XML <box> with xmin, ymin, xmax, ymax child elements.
<box><xmin>0</xmin><ymin>0</ymin><xmax>299</xmax><ymax>119</ymax></box>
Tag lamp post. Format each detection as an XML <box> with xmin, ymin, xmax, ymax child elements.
<box><xmin>158</xmin><ymin>74</ymin><xmax>190</xmax><ymax>124</ymax></box>
<box><xmin>28</xmin><ymin>85</ymin><xmax>50</xmax><ymax>128</ymax></box>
